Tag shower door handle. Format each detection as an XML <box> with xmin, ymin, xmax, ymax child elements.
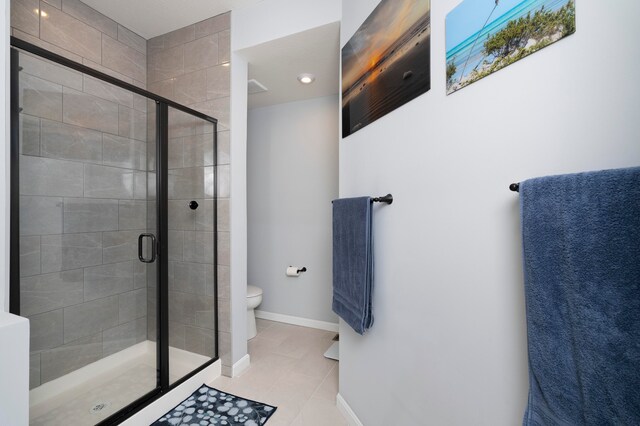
<box><xmin>138</xmin><ymin>234</ymin><xmax>157</xmax><ymax>263</ymax></box>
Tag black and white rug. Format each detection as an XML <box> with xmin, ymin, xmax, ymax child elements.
<box><xmin>152</xmin><ymin>384</ymin><xmax>277</xmax><ymax>426</ymax></box>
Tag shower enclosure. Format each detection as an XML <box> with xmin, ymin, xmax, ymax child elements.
<box><xmin>10</xmin><ymin>37</ymin><xmax>219</xmax><ymax>425</ymax></box>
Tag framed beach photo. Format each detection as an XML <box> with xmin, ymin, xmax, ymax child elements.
<box><xmin>446</xmin><ymin>0</ymin><xmax>576</xmax><ymax>95</ymax></box>
<box><xmin>342</xmin><ymin>0</ymin><xmax>431</xmax><ymax>138</ymax></box>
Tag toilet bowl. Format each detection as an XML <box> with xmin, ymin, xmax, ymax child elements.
<box><xmin>247</xmin><ymin>285</ymin><xmax>263</xmax><ymax>340</ymax></box>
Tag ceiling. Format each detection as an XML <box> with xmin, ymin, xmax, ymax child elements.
<box><xmin>80</xmin><ymin>1</ymin><xmax>340</xmax><ymax>110</ymax></box>
<box><xmin>243</xmin><ymin>22</ymin><xmax>340</xmax><ymax>109</ymax></box>
<box><xmin>80</xmin><ymin>0</ymin><xmax>265</xmax><ymax>39</ymax></box>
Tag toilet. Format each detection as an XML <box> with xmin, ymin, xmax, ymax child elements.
<box><xmin>246</xmin><ymin>285</ymin><xmax>263</xmax><ymax>340</ymax></box>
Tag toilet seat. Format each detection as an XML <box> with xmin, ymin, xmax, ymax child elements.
<box><xmin>247</xmin><ymin>285</ymin><xmax>263</xmax><ymax>298</ymax></box>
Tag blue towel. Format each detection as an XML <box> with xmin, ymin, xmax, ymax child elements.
<box><xmin>520</xmin><ymin>167</ymin><xmax>640</xmax><ymax>426</ymax></box>
<box><xmin>332</xmin><ymin>197</ymin><xmax>374</xmax><ymax>335</ymax></box>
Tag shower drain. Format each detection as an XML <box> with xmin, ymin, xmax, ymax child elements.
<box><xmin>89</xmin><ymin>402</ymin><xmax>111</xmax><ymax>415</ymax></box>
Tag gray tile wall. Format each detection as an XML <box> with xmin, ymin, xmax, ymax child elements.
<box><xmin>147</xmin><ymin>13</ymin><xmax>230</xmax><ymax>366</ymax></box>
<box><xmin>12</xmin><ymin>0</ymin><xmax>151</xmax><ymax>389</ymax></box>
<box><xmin>12</xmin><ymin>0</ymin><xmax>147</xmax><ymax>86</ymax></box>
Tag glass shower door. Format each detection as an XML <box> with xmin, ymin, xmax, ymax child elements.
<box><xmin>15</xmin><ymin>50</ymin><xmax>159</xmax><ymax>424</ymax></box>
<box><xmin>166</xmin><ymin>106</ymin><xmax>218</xmax><ymax>384</ymax></box>
<box><xmin>12</xmin><ymin>38</ymin><xmax>220</xmax><ymax>424</ymax></box>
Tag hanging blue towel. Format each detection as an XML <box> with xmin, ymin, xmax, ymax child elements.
<box><xmin>332</xmin><ymin>197</ymin><xmax>374</xmax><ymax>335</ymax></box>
<box><xmin>520</xmin><ymin>167</ymin><xmax>640</xmax><ymax>426</ymax></box>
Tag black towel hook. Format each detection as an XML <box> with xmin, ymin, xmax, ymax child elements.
<box><xmin>509</xmin><ymin>183</ymin><xmax>520</xmax><ymax>193</ymax></box>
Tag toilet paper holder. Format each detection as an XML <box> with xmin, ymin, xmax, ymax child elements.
<box><xmin>286</xmin><ymin>266</ymin><xmax>307</xmax><ymax>277</ymax></box>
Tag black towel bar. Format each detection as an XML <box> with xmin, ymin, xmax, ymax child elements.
<box><xmin>509</xmin><ymin>183</ymin><xmax>520</xmax><ymax>192</ymax></box>
<box><xmin>331</xmin><ymin>194</ymin><xmax>394</xmax><ymax>204</ymax></box>
<box><xmin>371</xmin><ymin>194</ymin><xmax>393</xmax><ymax>204</ymax></box>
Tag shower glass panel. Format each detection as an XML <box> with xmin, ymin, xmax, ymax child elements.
<box><xmin>16</xmin><ymin>49</ymin><xmax>159</xmax><ymax>423</ymax></box>
<box><xmin>11</xmin><ymin>38</ymin><xmax>220</xmax><ymax>425</ymax></box>
<box><xmin>167</xmin><ymin>106</ymin><xmax>218</xmax><ymax>384</ymax></box>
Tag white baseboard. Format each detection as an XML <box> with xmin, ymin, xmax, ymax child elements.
<box><xmin>120</xmin><ymin>360</ymin><xmax>221</xmax><ymax>426</ymax></box>
<box><xmin>255</xmin><ymin>310</ymin><xmax>339</xmax><ymax>333</ymax></box>
<box><xmin>221</xmin><ymin>353</ymin><xmax>251</xmax><ymax>378</ymax></box>
<box><xmin>337</xmin><ymin>393</ymin><xmax>364</xmax><ymax>426</ymax></box>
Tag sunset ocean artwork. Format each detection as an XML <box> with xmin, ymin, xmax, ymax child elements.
<box><xmin>342</xmin><ymin>0</ymin><xmax>431</xmax><ymax>138</ymax></box>
<box><xmin>446</xmin><ymin>0</ymin><xmax>576</xmax><ymax>95</ymax></box>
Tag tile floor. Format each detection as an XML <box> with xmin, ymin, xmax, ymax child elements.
<box><xmin>210</xmin><ymin>319</ymin><xmax>346</xmax><ymax>426</ymax></box>
<box><xmin>29</xmin><ymin>320</ymin><xmax>344</xmax><ymax>425</ymax></box>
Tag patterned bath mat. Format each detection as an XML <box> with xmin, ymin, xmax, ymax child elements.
<box><xmin>152</xmin><ymin>384</ymin><xmax>277</xmax><ymax>426</ymax></box>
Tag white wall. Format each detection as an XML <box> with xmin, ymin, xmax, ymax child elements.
<box><xmin>229</xmin><ymin>49</ymin><xmax>249</xmax><ymax>371</ymax></box>
<box><xmin>247</xmin><ymin>95</ymin><xmax>339</xmax><ymax>324</ymax></box>
<box><xmin>1</xmin><ymin>0</ymin><xmax>9</xmax><ymax>312</ymax></box>
<box><xmin>230</xmin><ymin>0</ymin><xmax>341</xmax><ymax>368</ymax></box>
<box><xmin>339</xmin><ymin>1</ymin><xmax>640</xmax><ymax>425</ymax></box>
<box><xmin>0</xmin><ymin>312</ymin><xmax>29</xmax><ymax>425</ymax></box>
<box><xmin>232</xmin><ymin>0</ymin><xmax>341</xmax><ymax>52</ymax></box>
<box><xmin>0</xmin><ymin>1</ymin><xmax>28</xmax><ymax>398</ymax></box>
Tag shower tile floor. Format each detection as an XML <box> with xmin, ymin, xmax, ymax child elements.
<box><xmin>210</xmin><ymin>319</ymin><xmax>345</xmax><ymax>426</ymax></box>
<box><xmin>31</xmin><ymin>361</ymin><xmax>158</xmax><ymax>425</ymax></box>
<box><xmin>29</xmin><ymin>344</ymin><xmax>199</xmax><ymax>425</ymax></box>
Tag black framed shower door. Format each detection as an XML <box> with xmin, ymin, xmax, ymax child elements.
<box><xmin>9</xmin><ymin>37</ymin><xmax>219</xmax><ymax>426</ymax></box>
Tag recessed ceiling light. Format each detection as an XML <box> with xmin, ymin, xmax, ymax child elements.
<box><xmin>297</xmin><ymin>73</ymin><xmax>316</xmax><ymax>84</ymax></box>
